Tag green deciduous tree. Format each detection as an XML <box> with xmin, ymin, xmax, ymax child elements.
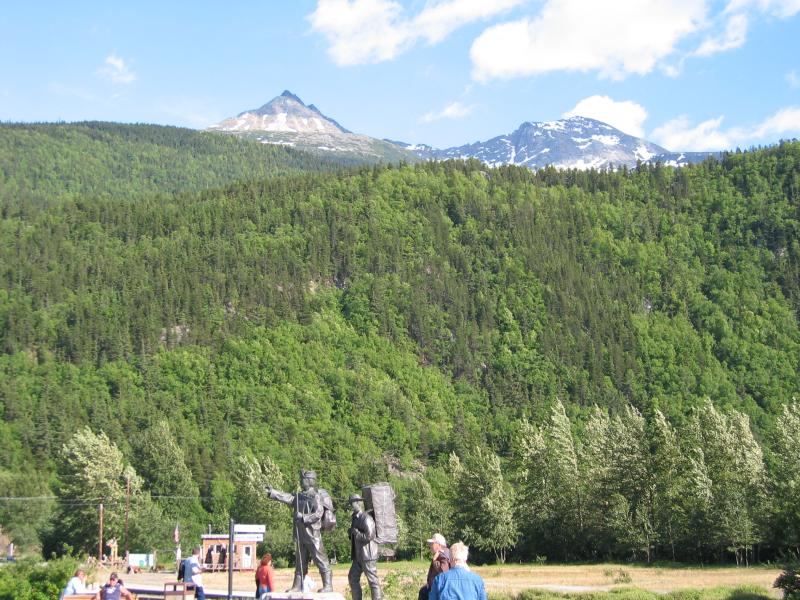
<box><xmin>450</xmin><ymin>449</ymin><xmax>517</xmax><ymax>562</ymax></box>
<box><xmin>770</xmin><ymin>401</ymin><xmax>800</xmax><ymax>552</ymax></box>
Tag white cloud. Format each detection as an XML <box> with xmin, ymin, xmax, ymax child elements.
<box><xmin>420</xmin><ymin>101</ymin><xmax>473</xmax><ymax>123</ymax></box>
<box><xmin>651</xmin><ymin>115</ymin><xmax>730</xmax><ymax>151</ymax></box>
<box><xmin>724</xmin><ymin>0</ymin><xmax>800</xmax><ymax>18</ymax></box>
<box><xmin>413</xmin><ymin>0</ymin><xmax>523</xmax><ymax>44</ymax></box>
<box><xmin>750</xmin><ymin>106</ymin><xmax>800</xmax><ymax>138</ymax></box>
<box><xmin>661</xmin><ymin>61</ymin><xmax>685</xmax><ymax>78</ymax></box>
<box><xmin>564</xmin><ymin>95</ymin><xmax>648</xmax><ymax>137</ymax></box>
<box><xmin>787</xmin><ymin>69</ymin><xmax>800</xmax><ymax>88</ymax></box>
<box><xmin>651</xmin><ymin>107</ymin><xmax>800</xmax><ymax>151</ymax></box>
<box><xmin>97</xmin><ymin>53</ymin><xmax>136</xmax><ymax>84</ymax></box>
<box><xmin>693</xmin><ymin>0</ymin><xmax>800</xmax><ymax>58</ymax></box>
<box><xmin>693</xmin><ymin>13</ymin><xmax>748</xmax><ymax>56</ymax></box>
<box><xmin>307</xmin><ymin>0</ymin><xmax>522</xmax><ymax>66</ymax></box>
<box><xmin>470</xmin><ymin>0</ymin><xmax>707</xmax><ymax>82</ymax></box>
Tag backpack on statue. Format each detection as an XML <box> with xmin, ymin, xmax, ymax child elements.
<box><xmin>362</xmin><ymin>482</ymin><xmax>398</xmax><ymax>544</ymax></box>
<box><xmin>318</xmin><ymin>488</ymin><xmax>337</xmax><ymax>533</ymax></box>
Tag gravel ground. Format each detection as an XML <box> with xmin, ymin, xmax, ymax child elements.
<box><xmin>98</xmin><ymin>562</ymin><xmax>782</xmax><ymax>598</ymax></box>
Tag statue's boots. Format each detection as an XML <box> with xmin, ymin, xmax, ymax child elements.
<box><xmin>319</xmin><ymin>570</ymin><xmax>334</xmax><ymax>593</ymax></box>
<box><xmin>288</xmin><ymin>574</ymin><xmax>303</xmax><ymax>592</ymax></box>
<box><xmin>369</xmin><ymin>585</ymin><xmax>383</xmax><ymax>600</ymax></box>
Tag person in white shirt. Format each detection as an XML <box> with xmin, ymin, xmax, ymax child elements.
<box><xmin>188</xmin><ymin>547</ymin><xmax>205</xmax><ymax>600</ymax></box>
<box><xmin>61</xmin><ymin>569</ymin><xmax>87</xmax><ymax>597</ymax></box>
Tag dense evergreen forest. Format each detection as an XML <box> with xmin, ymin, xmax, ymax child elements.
<box><xmin>0</xmin><ymin>123</ymin><xmax>799</xmax><ymax>565</ymax></box>
<box><xmin>0</xmin><ymin>122</ymin><xmax>354</xmax><ymax>203</ymax></box>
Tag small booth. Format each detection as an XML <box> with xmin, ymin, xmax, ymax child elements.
<box><xmin>200</xmin><ymin>534</ymin><xmax>257</xmax><ymax>571</ymax></box>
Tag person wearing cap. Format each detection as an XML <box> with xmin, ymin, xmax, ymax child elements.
<box><xmin>267</xmin><ymin>469</ymin><xmax>333</xmax><ymax>592</ymax></box>
<box><xmin>429</xmin><ymin>542</ymin><xmax>486</xmax><ymax>600</ymax></box>
<box><xmin>418</xmin><ymin>533</ymin><xmax>451</xmax><ymax>600</ymax></box>
<box><xmin>347</xmin><ymin>493</ymin><xmax>382</xmax><ymax>600</ymax></box>
<box><xmin>93</xmin><ymin>571</ymin><xmax>133</xmax><ymax>600</ymax></box>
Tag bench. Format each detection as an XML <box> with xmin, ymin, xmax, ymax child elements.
<box><xmin>163</xmin><ymin>581</ymin><xmax>196</xmax><ymax>598</ymax></box>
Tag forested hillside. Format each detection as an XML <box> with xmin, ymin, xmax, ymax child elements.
<box><xmin>1</xmin><ymin>132</ymin><xmax>799</xmax><ymax>564</ymax></box>
<box><xmin>0</xmin><ymin>122</ymin><xmax>354</xmax><ymax>203</ymax></box>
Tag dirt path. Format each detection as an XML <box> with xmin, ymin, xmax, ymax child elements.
<box><xmin>108</xmin><ymin>562</ymin><xmax>782</xmax><ymax>597</ymax></box>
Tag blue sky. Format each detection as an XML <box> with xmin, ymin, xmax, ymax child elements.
<box><xmin>1</xmin><ymin>0</ymin><xmax>799</xmax><ymax>151</ymax></box>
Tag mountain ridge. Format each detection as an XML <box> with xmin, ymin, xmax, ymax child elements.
<box><xmin>208</xmin><ymin>90</ymin><xmax>412</xmax><ymax>163</ymax></box>
<box><xmin>209</xmin><ymin>91</ymin><xmax>721</xmax><ymax>169</ymax></box>
<box><xmin>402</xmin><ymin>115</ymin><xmax>719</xmax><ymax>169</ymax></box>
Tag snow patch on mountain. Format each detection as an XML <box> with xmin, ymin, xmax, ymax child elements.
<box><xmin>592</xmin><ymin>134</ymin><xmax>620</xmax><ymax>146</ymax></box>
<box><xmin>209</xmin><ymin>92</ymin><xmax>721</xmax><ymax>170</ymax></box>
<box><xmin>405</xmin><ymin>115</ymin><xmax>719</xmax><ymax>170</ymax></box>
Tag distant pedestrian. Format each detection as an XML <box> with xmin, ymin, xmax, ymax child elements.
<box><xmin>418</xmin><ymin>533</ymin><xmax>450</xmax><ymax>600</ymax></box>
<box><xmin>255</xmin><ymin>553</ymin><xmax>275</xmax><ymax>598</ymax></box>
<box><xmin>187</xmin><ymin>546</ymin><xmax>206</xmax><ymax>600</ymax></box>
<box><xmin>428</xmin><ymin>542</ymin><xmax>486</xmax><ymax>600</ymax></box>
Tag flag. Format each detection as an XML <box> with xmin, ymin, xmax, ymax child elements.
<box><xmin>173</xmin><ymin>522</ymin><xmax>180</xmax><ymax>545</ymax></box>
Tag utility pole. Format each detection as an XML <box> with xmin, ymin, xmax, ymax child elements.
<box><xmin>98</xmin><ymin>503</ymin><xmax>104</xmax><ymax>563</ymax></box>
<box><xmin>124</xmin><ymin>473</ymin><xmax>131</xmax><ymax>558</ymax></box>
<box><xmin>228</xmin><ymin>518</ymin><xmax>234</xmax><ymax>600</ymax></box>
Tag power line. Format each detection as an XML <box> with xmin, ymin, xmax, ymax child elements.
<box><xmin>0</xmin><ymin>494</ymin><xmax>210</xmax><ymax>502</ymax></box>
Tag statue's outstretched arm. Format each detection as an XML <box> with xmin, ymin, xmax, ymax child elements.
<box><xmin>266</xmin><ymin>487</ymin><xmax>294</xmax><ymax>506</ymax></box>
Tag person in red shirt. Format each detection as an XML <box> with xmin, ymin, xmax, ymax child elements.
<box><xmin>255</xmin><ymin>554</ymin><xmax>276</xmax><ymax>598</ymax></box>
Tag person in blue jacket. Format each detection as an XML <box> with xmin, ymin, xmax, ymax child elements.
<box><xmin>429</xmin><ymin>542</ymin><xmax>487</xmax><ymax>600</ymax></box>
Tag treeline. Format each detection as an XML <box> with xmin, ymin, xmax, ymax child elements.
<box><xmin>0</xmin><ymin>121</ymin><xmax>355</xmax><ymax>203</ymax></box>
<box><xmin>12</xmin><ymin>395</ymin><xmax>800</xmax><ymax>565</ymax></box>
<box><xmin>0</xmin><ymin>125</ymin><xmax>798</xmax><ymax>563</ymax></box>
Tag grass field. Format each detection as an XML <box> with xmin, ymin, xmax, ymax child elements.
<box><xmin>115</xmin><ymin>561</ymin><xmax>783</xmax><ymax>599</ymax></box>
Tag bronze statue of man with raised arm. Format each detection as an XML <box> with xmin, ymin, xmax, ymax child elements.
<box><xmin>267</xmin><ymin>469</ymin><xmax>333</xmax><ymax>593</ymax></box>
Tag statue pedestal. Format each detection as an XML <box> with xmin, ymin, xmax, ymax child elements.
<box><xmin>268</xmin><ymin>593</ymin><xmax>346</xmax><ymax>600</ymax></box>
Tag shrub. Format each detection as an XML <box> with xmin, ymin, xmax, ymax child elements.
<box><xmin>0</xmin><ymin>556</ymin><xmax>81</xmax><ymax>600</ymax></box>
<box><xmin>775</xmin><ymin>564</ymin><xmax>800</xmax><ymax>600</ymax></box>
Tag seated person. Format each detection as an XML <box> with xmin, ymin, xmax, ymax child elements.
<box><xmin>93</xmin><ymin>572</ymin><xmax>133</xmax><ymax>600</ymax></box>
<box><xmin>61</xmin><ymin>568</ymin><xmax>87</xmax><ymax>597</ymax></box>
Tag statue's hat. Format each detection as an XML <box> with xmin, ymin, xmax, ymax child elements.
<box><xmin>348</xmin><ymin>493</ymin><xmax>364</xmax><ymax>504</ymax></box>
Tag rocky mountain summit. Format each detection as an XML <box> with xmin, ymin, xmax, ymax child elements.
<box><xmin>208</xmin><ymin>91</ymin><xmax>414</xmax><ymax>163</ymax></box>
<box><xmin>210</xmin><ymin>92</ymin><xmax>718</xmax><ymax>169</ymax></box>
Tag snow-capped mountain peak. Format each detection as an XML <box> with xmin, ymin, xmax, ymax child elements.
<box><xmin>408</xmin><ymin>116</ymin><xmax>669</xmax><ymax>170</ymax></box>
<box><xmin>207</xmin><ymin>92</ymin><xmax>718</xmax><ymax>169</ymax></box>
